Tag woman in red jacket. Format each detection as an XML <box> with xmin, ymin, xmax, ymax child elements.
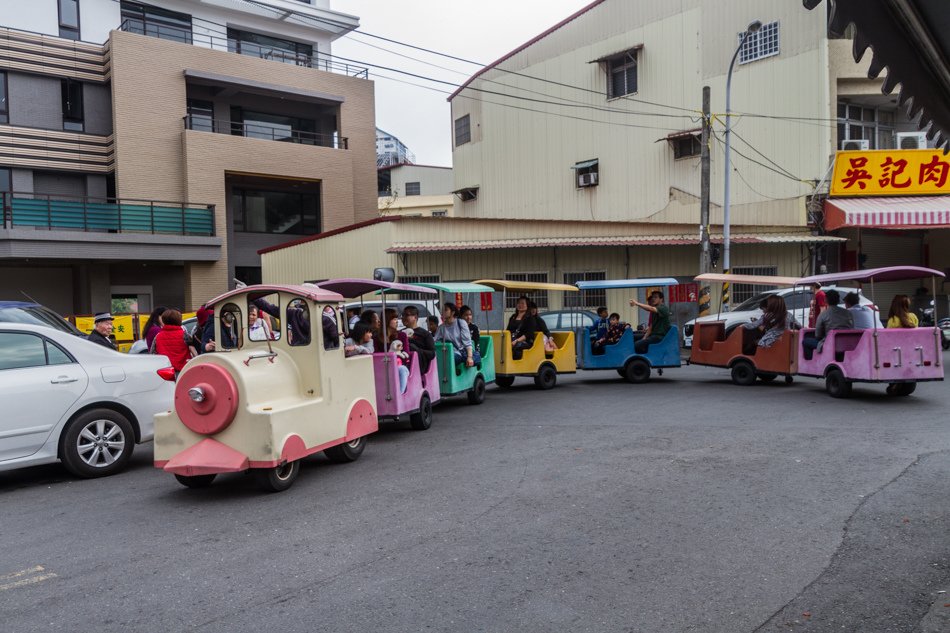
<box><xmin>153</xmin><ymin>309</ymin><xmax>195</xmax><ymax>375</ymax></box>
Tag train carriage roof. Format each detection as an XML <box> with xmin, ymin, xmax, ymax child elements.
<box><xmin>576</xmin><ymin>277</ymin><xmax>679</xmax><ymax>290</ymax></box>
<box><xmin>205</xmin><ymin>284</ymin><xmax>344</xmax><ymax>307</ymax></box>
<box><xmin>472</xmin><ymin>280</ymin><xmax>578</xmax><ymax>292</ymax></box>
<box><xmin>798</xmin><ymin>266</ymin><xmax>945</xmax><ymax>285</ymax></box>
<box><xmin>315</xmin><ymin>278</ymin><xmax>436</xmax><ymax>298</ymax></box>
<box><xmin>694</xmin><ymin>273</ymin><xmax>802</xmax><ymax>287</ymax></box>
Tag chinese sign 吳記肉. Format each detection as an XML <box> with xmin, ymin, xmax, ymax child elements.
<box><xmin>831</xmin><ymin>149</ymin><xmax>950</xmax><ymax>197</ymax></box>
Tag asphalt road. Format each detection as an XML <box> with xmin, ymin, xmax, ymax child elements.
<box><xmin>1</xmin><ymin>360</ymin><xmax>949</xmax><ymax>633</ymax></box>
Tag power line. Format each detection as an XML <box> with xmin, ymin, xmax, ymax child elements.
<box><xmin>711</xmin><ymin>131</ymin><xmax>812</xmax><ymax>185</ymax></box>
<box><xmin>726</xmin><ymin>127</ymin><xmax>802</xmax><ymax>182</ymax></box>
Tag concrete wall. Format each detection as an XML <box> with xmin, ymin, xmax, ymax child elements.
<box><xmin>387</xmin><ymin>165</ymin><xmax>454</xmax><ymax>197</ymax></box>
<box><xmin>0</xmin><ymin>264</ymin><xmax>74</xmax><ymax>314</ymax></box>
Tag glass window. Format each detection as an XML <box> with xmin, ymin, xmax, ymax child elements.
<box><xmin>0</xmin><ymin>333</ymin><xmax>48</xmax><ymax>370</ymax></box>
<box><xmin>227</xmin><ymin>28</ymin><xmax>312</xmax><ymax>65</ymax></box>
<box><xmin>0</xmin><ymin>168</ymin><xmax>10</xmax><ymax>194</ymax></box>
<box><xmin>504</xmin><ymin>272</ymin><xmax>549</xmax><ymax>309</ymax></box>
<box><xmin>59</xmin><ymin>0</ymin><xmax>80</xmax><ymax>40</ymax></box>
<box><xmin>218</xmin><ymin>303</ymin><xmax>242</xmax><ymax>350</ymax></box>
<box><xmin>45</xmin><ymin>340</ymin><xmax>74</xmax><ymax>365</ymax></box>
<box><xmin>232</xmin><ymin>189</ymin><xmax>321</xmax><ymax>236</ymax></box>
<box><xmin>738</xmin><ymin>21</ymin><xmax>780</xmax><ymax>65</ymax></box>
<box><xmin>784</xmin><ymin>291</ymin><xmax>813</xmax><ymax>311</ymax></box>
<box><xmin>61</xmin><ymin>79</ymin><xmax>84</xmax><ymax>132</ymax></box>
<box><xmin>731</xmin><ymin>266</ymin><xmax>778</xmax><ymax>304</ymax></box>
<box><xmin>186</xmin><ymin>99</ymin><xmax>214</xmax><ymax>132</ymax></box>
<box><xmin>0</xmin><ymin>71</ymin><xmax>7</xmax><ymax>124</ymax></box>
<box><xmin>248</xmin><ymin>294</ymin><xmax>280</xmax><ymax>342</ymax></box>
<box><xmin>672</xmin><ymin>135</ymin><xmax>701</xmax><ymax>159</ymax></box>
<box><xmin>454</xmin><ymin>115</ymin><xmax>471</xmax><ymax>146</ymax></box>
<box><xmin>230</xmin><ymin>108</ymin><xmax>320</xmax><ymax>145</ymax></box>
<box><xmin>563</xmin><ymin>271</ymin><xmax>607</xmax><ymax>308</ymax></box>
<box><xmin>405</xmin><ymin>182</ymin><xmax>421</xmax><ymax>196</ymax></box>
<box><xmin>120</xmin><ymin>1</ymin><xmax>192</xmax><ymax>43</ymax></box>
<box><xmin>607</xmin><ymin>51</ymin><xmax>638</xmax><ymax>98</ymax></box>
<box><xmin>286</xmin><ymin>299</ymin><xmax>312</xmax><ymax>347</ymax></box>
<box><xmin>541</xmin><ymin>314</ymin><xmax>559</xmax><ymax>329</ymax></box>
<box><xmin>320</xmin><ymin>303</ymin><xmax>341</xmax><ymax>350</ymax></box>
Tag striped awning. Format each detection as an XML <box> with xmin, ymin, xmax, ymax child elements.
<box><xmin>824</xmin><ymin>196</ymin><xmax>950</xmax><ymax>231</ymax></box>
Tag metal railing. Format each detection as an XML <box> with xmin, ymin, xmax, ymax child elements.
<box><xmin>118</xmin><ymin>19</ymin><xmax>369</xmax><ymax>78</ymax></box>
<box><xmin>1</xmin><ymin>192</ymin><xmax>215</xmax><ymax>236</ymax></box>
<box><xmin>183</xmin><ymin>115</ymin><xmax>348</xmax><ymax>149</ymax></box>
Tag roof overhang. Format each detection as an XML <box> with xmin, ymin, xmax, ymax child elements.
<box><xmin>824</xmin><ymin>195</ymin><xmax>950</xmax><ymax>230</ymax></box>
<box><xmin>588</xmin><ymin>44</ymin><xmax>643</xmax><ymax>64</ymax></box>
<box><xmin>184</xmin><ymin>69</ymin><xmax>345</xmax><ymax>105</ymax></box>
<box><xmin>804</xmin><ymin>0</ymin><xmax>950</xmax><ymax>150</ymax></box>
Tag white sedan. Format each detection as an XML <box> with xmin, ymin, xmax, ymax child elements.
<box><xmin>0</xmin><ymin>323</ymin><xmax>175</xmax><ymax>478</ymax></box>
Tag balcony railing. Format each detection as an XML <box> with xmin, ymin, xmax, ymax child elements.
<box><xmin>1</xmin><ymin>192</ymin><xmax>215</xmax><ymax>236</ymax></box>
<box><xmin>184</xmin><ymin>115</ymin><xmax>348</xmax><ymax>149</ymax></box>
<box><xmin>118</xmin><ymin>19</ymin><xmax>369</xmax><ymax>79</ymax></box>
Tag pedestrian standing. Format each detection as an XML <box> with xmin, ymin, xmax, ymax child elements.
<box><xmin>153</xmin><ymin>309</ymin><xmax>195</xmax><ymax>375</ymax></box>
<box><xmin>86</xmin><ymin>313</ymin><xmax>117</xmax><ymax>350</ymax></box>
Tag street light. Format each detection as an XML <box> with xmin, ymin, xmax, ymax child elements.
<box><xmin>722</xmin><ymin>19</ymin><xmax>761</xmax><ymax>310</ymax></box>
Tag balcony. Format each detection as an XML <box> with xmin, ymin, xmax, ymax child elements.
<box><xmin>118</xmin><ymin>19</ymin><xmax>369</xmax><ymax>79</ymax></box>
<box><xmin>183</xmin><ymin>116</ymin><xmax>348</xmax><ymax>149</ymax></box>
<box><xmin>1</xmin><ymin>192</ymin><xmax>215</xmax><ymax>236</ymax></box>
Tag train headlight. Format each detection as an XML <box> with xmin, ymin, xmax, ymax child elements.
<box><xmin>188</xmin><ymin>387</ymin><xmax>206</xmax><ymax>403</ymax></box>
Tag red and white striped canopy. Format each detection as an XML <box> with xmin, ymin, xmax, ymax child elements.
<box><xmin>825</xmin><ymin>196</ymin><xmax>950</xmax><ymax>231</ymax></box>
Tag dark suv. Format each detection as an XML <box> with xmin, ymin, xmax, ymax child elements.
<box><xmin>0</xmin><ymin>301</ymin><xmax>84</xmax><ymax>336</ymax></box>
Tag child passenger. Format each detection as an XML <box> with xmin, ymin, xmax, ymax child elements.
<box><xmin>390</xmin><ymin>340</ymin><xmax>410</xmax><ymax>393</ymax></box>
<box><xmin>344</xmin><ymin>323</ymin><xmax>375</xmax><ymax>357</ymax></box>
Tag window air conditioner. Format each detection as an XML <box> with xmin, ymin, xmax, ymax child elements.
<box><xmin>840</xmin><ymin>139</ymin><xmax>870</xmax><ymax>151</ymax></box>
<box><xmin>578</xmin><ymin>172</ymin><xmax>599</xmax><ymax>187</ymax></box>
<box><xmin>896</xmin><ymin>132</ymin><xmax>928</xmax><ymax>150</ymax></box>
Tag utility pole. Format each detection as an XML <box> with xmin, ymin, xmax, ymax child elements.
<box><xmin>698</xmin><ymin>85</ymin><xmax>711</xmax><ymax>317</ymax></box>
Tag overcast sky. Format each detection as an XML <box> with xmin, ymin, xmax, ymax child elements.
<box><xmin>333</xmin><ymin>1</ymin><xmax>592</xmax><ymax>166</ymax></box>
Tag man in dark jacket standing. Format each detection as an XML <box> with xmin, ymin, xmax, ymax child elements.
<box><xmin>87</xmin><ymin>313</ymin><xmax>117</xmax><ymax>350</ymax></box>
<box><xmin>401</xmin><ymin>306</ymin><xmax>435</xmax><ymax>373</ymax></box>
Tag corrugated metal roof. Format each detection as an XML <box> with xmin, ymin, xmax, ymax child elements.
<box><xmin>388</xmin><ymin>233</ymin><xmax>844</xmax><ymax>253</ymax></box>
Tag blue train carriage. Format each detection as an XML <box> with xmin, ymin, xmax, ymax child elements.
<box><xmin>414</xmin><ymin>282</ymin><xmax>497</xmax><ymax>404</ymax></box>
<box><xmin>574</xmin><ymin>277</ymin><xmax>682</xmax><ymax>383</ymax></box>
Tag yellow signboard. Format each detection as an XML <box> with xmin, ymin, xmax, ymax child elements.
<box><xmin>831</xmin><ymin>149</ymin><xmax>950</xmax><ymax>197</ymax></box>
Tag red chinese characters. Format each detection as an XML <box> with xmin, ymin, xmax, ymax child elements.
<box><xmin>919</xmin><ymin>155</ymin><xmax>950</xmax><ymax>188</ymax></box>
<box><xmin>841</xmin><ymin>157</ymin><xmax>872</xmax><ymax>190</ymax></box>
<box><xmin>878</xmin><ymin>157</ymin><xmax>911</xmax><ymax>188</ymax></box>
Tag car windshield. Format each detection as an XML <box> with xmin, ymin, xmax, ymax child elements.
<box><xmin>0</xmin><ymin>305</ymin><xmax>83</xmax><ymax>336</ymax></box>
<box><xmin>733</xmin><ymin>291</ymin><xmax>778</xmax><ymax>312</ymax></box>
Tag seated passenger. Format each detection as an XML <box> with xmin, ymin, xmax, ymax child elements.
<box><xmin>459</xmin><ymin>305</ymin><xmax>480</xmax><ymax>343</ymax></box>
<box><xmin>591</xmin><ymin>306</ymin><xmax>609</xmax><ymax>341</ymax></box>
<box><xmin>845</xmin><ymin>292</ymin><xmax>875</xmax><ymax>329</ymax></box>
<box><xmin>743</xmin><ymin>295</ymin><xmax>799</xmax><ymax>352</ymax></box>
<box><xmin>507</xmin><ymin>295</ymin><xmax>536</xmax><ymax>360</ymax></box>
<box><xmin>346</xmin><ymin>308</ymin><xmax>361</xmax><ymax>329</ymax></box>
<box><xmin>802</xmin><ymin>289</ymin><xmax>853</xmax><ymax>359</ymax></box>
<box><xmin>358</xmin><ymin>309</ymin><xmax>383</xmax><ymax>352</ymax></box>
<box><xmin>402</xmin><ymin>306</ymin><xmax>435</xmax><ymax>374</ymax></box>
<box><xmin>886</xmin><ymin>294</ymin><xmax>918</xmax><ymax>329</ymax></box>
<box><xmin>247</xmin><ymin>305</ymin><xmax>274</xmax><ymax>341</ymax></box>
<box><xmin>427</xmin><ymin>315</ymin><xmax>439</xmax><ymax>336</ymax></box>
<box><xmin>384</xmin><ymin>308</ymin><xmax>410</xmax><ymax>363</ymax></box>
<box><xmin>630</xmin><ymin>290</ymin><xmax>671</xmax><ymax>354</ymax></box>
<box><xmin>529</xmin><ymin>301</ymin><xmax>557</xmax><ymax>353</ymax></box>
<box><xmin>344</xmin><ymin>323</ymin><xmax>375</xmax><ymax>357</ymax></box>
<box><xmin>321</xmin><ymin>305</ymin><xmax>339</xmax><ymax>350</ymax></box>
<box><xmin>435</xmin><ymin>303</ymin><xmax>479</xmax><ymax>367</ymax></box>
<box><xmin>390</xmin><ymin>339</ymin><xmax>410</xmax><ymax>393</ymax></box>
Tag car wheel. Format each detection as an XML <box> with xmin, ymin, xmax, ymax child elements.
<box><xmin>254</xmin><ymin>460</ymin><xmax>300</xmax><ymax>492</ymax></box>
<box><xmin>60</xmin><ymin>409</ymin><xmax>135</xmax><ymax>478</ymax></box>
<box><xmin>534</xmin><ymin>365</ymin><xmax>557</xmax><ymax>390</ymax></box>
<box><xmin>409</xmin><ymin>394</ymin><xmax>433</xmax><ymax>430</ymax></box>
<box><xmin>757</xmin><ymin>373</ymin><xmax>778</xmax><ymax>383</ymax></box>
<box><xmin>495</xmin><ymin>375</ymin><xmax>515</xmax><ymax>389</ymax></box>
<box><xmin>624</xmin><ymin>358</ymin><xmax>651</xmax><ymax>384</ymax></box>
<box><xmin>467</xmin><ymin>375</ymin><xmax>486</xmax><ymax>405</ymax></box>
<box><xmin>324</xmin><ymin>436</ymin><xmax>366</xmax><ymax>463</ymax></box>
<box><xmin>825</xmin><ymin>368</ymin><xmax>852</xmax><ymax>398</ymax></box>
<box><xmin>174</xmin><ymin>474</ymin><xmax>217</xmax><ymax>488</ymax></box>
<box><xmin>730</xmin><ymin>361</ymin><xmax>756</xmax><ymax>386</ymax></box>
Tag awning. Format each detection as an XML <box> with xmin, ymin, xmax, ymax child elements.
<box><xmin>571</xmin><ymin>159</ymin><xmax>599</xmax><ymax>170</ymax></box>
<box><xmin>824</xmin><ymin>196</ymin><xmax>950</xmax><ymax>231</ymax></box>
<box><xmin>388</xmin><ymin>233</ymin><xmax>844</xmax><ymax>253</ymax></box>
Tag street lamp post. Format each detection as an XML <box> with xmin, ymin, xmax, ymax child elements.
<box><xmin>722</xmin><ymin>19</ymin><xmax>761</xmax><ymax>310</ymax></box>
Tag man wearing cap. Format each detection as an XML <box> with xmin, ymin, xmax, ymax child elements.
<box><xmin>87</xmin><ymin>313</ymin><xmax>117</xmax><ymax>350</ymax></box>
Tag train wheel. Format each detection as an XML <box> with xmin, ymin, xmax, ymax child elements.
<box><xmin>174</xmin><ymin>474</ymin><xmax>217</xmax><ymax>489</ymax></box>
<box><xmin>784</xmin><ymin>375</ymin><xmax>794</xmax><ymax>384</ymax></box>
<box><xmin>892</xmin><ymin>382</ymin><xmax>917</xmax><ymax>397</ymax></box>
<box><xmin>254</xmin><ymin>460</ymin><xmax>300</xmax><ymax>493</ymax></box>
<box><xmin>825</xmin><ymin>368</ymin><xmax>852</xmax><ymax>398</ymax></box>
<box><xmin>495</xmin><ymin>375</ymin><xmax>515</xmax><ymax>389</ymax></box>
<box><xmin>730</xmin><ymin>361</ymin><xmax>756</xmax><ymax>386</ymax></box>
<box><xmin>534</xmin><ymin>365</ymin><xmax>557</xmax><ymax>390</ymax></box>
<box><xmin>467</xmin><ymin>375</ymin><xmax>487</xmax><ymax>405</ymax></box>
<box><xmin>758</xmin><ymin>373</ymin><xmax>778</xmax><ymax>383</ymax></box>
<box><xmin>624</xmin><ymin>358</ymin><xmax>651</xmax><ymax>384</ymax></box>
<box><xmin>409</xmin><ymin>394</ymin><xmax>433</xmax><ymax>430</ymax></box>
<box><xmin>324</xmin><ymin>436</ymin><xmax>366</xmax><ymax>463</ymax></box>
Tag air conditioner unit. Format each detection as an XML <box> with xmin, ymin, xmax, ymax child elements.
<box><xmin>896</xmin><ymin>132</ymin><xmax>928</xmax><ymax>150</ymax></box>
<box><xmin>578</xmin><ymin>172</ymin><xmax>599</xmax><ymax>187</ymax></box>
<box><xmin>840</xmin><ymin>139</ymin><xmax>870</xmax><ymax>151</ymax></box>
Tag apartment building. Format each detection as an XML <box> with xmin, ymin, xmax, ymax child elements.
<box><xmin>0</xmin><ymin>0</ymin><xmax>376</xmax><ymax>314</ymax></box>
<box><xmin>375</xmin><ymin>127</ymin><xmax>414</xmax><ymax>168</ymax></box>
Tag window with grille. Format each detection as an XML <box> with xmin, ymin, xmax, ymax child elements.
<box><xmin>405</xmin><ymin>182</ymin><xmax>421</xmax><ymax>196</ymax></box>
<box><xmin>738</xmin><ymin>21</ymin><xmax>780</xmax><ymax>64</ymax></box>
<box><xmin>731</xmin><ymin>265</ymin><xmax>778</xmax><ymax>304</ymax></box>
<box><xmin>563</xmin><ymin>271</ymin><xmax>606</xmax><ymax>308</ymax></box>
<box><xmin>454</xmin><ymin>115</ymin><xmax>471</xmax><ymax>146</ymax></box>
<box><xmin>398</xmin><ymin>274</ymin><xmax>440</xmax><ymax>301</ymax></box>
<box><xmin>606</xmin><ymin>50</ymin><xmax>638</xmax><ymax>98</ymax></box>
<box><xmin>504</xmin><ymin>272</ymin><xmax>549</xmax><ymax>309</ymax></box>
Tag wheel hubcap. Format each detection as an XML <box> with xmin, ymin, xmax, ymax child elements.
<box><xmin>77</xmin><ymin>419</ymin><xmax>125</xmax><ymax>468</ymax></box>
<box><xmin>346</xmin><ymin>438</ymin><xmax>362</xmax><ymax>449</ymax></box>
<box><xmin>275</xmin><ymin>462</ymin><xmax>295</xmax><ymax>481</ymax></box>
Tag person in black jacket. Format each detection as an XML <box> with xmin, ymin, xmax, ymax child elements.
<box><xmin>86</xmin><ymin>313</ymin><xmax>117</xmax><ymax>350</ymax></box>
<box><xmin>507</xmin><ymin>296</ymin><xmax>537</xmax><ymax>359</ymax></box>
<box><xmin>401</xmin><ymin>305</ymin><xmax>435</xmax><ymax>374</ymax></box>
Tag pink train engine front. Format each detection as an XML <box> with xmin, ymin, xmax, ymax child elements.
<box><xmin>153</xmin><ymin>285</ymin><xmax>378</xmax><ymax>492</ymax></box>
